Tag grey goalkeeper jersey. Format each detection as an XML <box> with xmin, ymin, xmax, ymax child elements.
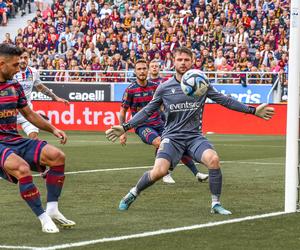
<box><xmin>128</xmin><ymin>76</ymin><xmax>254</xmax><ymax>139</ymax></box>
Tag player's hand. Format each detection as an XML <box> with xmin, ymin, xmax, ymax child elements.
<box><xmin>53</xmin><ymin>129</ymin><xmax>67</xmax><ymax>144</ymax></box>
<box><xmin>255</xmin><ymin>103</ymin><xmax>275</xmax><ymax>120</ymax></box>
<box><xmin>120</xmin><ymin>133</ymin><xmax>127</xmax><ymax>146</ymax></box>
<box><xmin>55</xmin><ymin>97</ymin><xmax>70</xmax><ymax>105</ymax></box>
<box><xmin>105</xmin><ymin>125</ymin><xmax>125</xmax><ymax>142</ymax></box>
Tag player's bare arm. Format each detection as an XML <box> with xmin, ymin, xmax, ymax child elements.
<box><xmin>118</xmin><ymin>107</ymin><xmax>128</xmax><ymax>145</ymax></box>
<box><xmin>18</xmin><ymin>105</ymin><xmax>67</xmax><ymax>144</ymax></box>
<box><xmin>35</xmin><ymin>83</ymin><xmax>69</xmax><ymax>104</ymax></box>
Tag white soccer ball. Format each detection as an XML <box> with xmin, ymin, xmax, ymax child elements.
<box><xmin>180</xmin><ymin>69</ymin><xmax>209</xmax><ymax>97</ymax></box>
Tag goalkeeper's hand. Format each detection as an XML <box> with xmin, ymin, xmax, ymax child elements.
<box><xmin>105</xmin><ymin>125</ymin><xmax>125</xmax><ymax>142</ymax></box>
<box><xmin>255</xmin><ymin>103</ymin><xmax>275</xmax><ymax>120</ymax></box>
<box><xmin>120</xmin><ymin>133</ymin><xmax>127</xmax><ymax>146</ymax></box>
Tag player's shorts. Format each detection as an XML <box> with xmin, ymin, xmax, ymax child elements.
<box><xmin>135</xmin><ymin>125</ymin><xmax>164</xmax><ymax>145</ymax></box>
<box><xmin>0</xmin><ymin>138</ymin><xmax>47</xmax><ymax>183</ymax></box>
<box><xmin>156</xmin><ymin>135</ymin><xmax>214</xmax><ymax>169</ymax></box>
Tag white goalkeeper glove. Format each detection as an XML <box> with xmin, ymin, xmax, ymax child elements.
<box><xmin>105</xmin><ymin>125</ymin><xmax>126</xmax><ymax>142</ymax></box>
<box><xmin>254</xmin><ymin>103</ymin><xmax>275</xmax><ymax>120</ymax></box>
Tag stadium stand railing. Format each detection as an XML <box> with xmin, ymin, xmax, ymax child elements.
<box><xmin>39</xmin><ymin>70</ymin><xmax>280</xmax><ymax>85</ymax></box>
<box><xmin>38</xmin><ymin>70</ymin><xmax>285</xmax><ymax>103</ymax></box>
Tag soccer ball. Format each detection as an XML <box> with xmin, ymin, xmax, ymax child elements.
<box><xmin>180</xmin><ymin>69</ymin><xmax>209</xmax><ymax>97</ymax></box>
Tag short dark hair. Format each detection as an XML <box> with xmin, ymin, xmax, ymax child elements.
<box><xmin>173</xmin><ymin>46</ymin><xmax>193</xmax><ymax>59</ymax></box>
<box><xmin>135</xmin><ymin>59</ymin><xmax>148</xmax><ymax>67</ymax></box>
<box><xmin>0</xmin><ymin>43</ymin><xmax>24</xmax><ymax>57</ymax></box>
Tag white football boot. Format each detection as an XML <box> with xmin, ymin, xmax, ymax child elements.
<box><xmin>196</xmin><ymin>172</ymin><xmax>209</xmax><ymax>182</ymax></box>
<box><xmin>39</xmin><ymin>213</ymin><xmax>60</xmax><ymax>233</ymax></box>
<box><xmin>162</xmin><ymin>173</ymin><xmax>176</xmax><ymax>184</ymax></box>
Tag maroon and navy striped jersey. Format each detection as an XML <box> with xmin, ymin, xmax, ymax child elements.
<box><xmin>121</xmin><ymin>81</ymin><xmax>163</xmax><ymax>128</ymax></box>
<box><xmin>0</xmin><ymin>80</ymin><xmax>28</xmax><ymax>141</ymax></box>
<box><xmin>148</xmin><ymin>77</ymin><xmax>167</xmax><ymax>85</ymax></box>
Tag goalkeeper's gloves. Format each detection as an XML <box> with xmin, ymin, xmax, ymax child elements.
<box><xmin>249</xmin><ymin>103</ymin><xmax>275</xmax><ymax>120</ymax></box>
<box><xmin>105</xmin><ymin>123</ymin><xmax>132</xmax><ymax>142</ymax></box>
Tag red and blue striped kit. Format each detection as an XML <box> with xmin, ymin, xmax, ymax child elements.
<box><xmin>121</xmin><ymin>81</ymin><xmax>163</xmax><ymax>128</ymax></box>
<box><xmin>0</xmin><ymin>80</ymin><xmax>28</xmax><ymax>141</ymax></box>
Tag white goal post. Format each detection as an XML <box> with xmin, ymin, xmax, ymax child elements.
<box><xmin>285</xmin><ymin>0</ymin><xmax>300</xmax><ymax>212</ymax></box>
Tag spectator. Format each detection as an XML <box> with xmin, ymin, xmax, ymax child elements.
<box><xmin>214</xmin><ymin>49</ymin><xmax>226</xmax><ymax>69</ymax></box>
<box><xmin>85</xmin><ymin>42</ymin><xmax>100</xmax><ymax>61</ymax></box>
<box><xmin>0</xmin><ymin>0</ymin><xmax>8</xmax><ymax>25</ymax></box>
<box><xmin>162</xmin><ymin>52</ymin><xmax>174</xmax><ymax>71</ymax></box>
<box><xmin>55</xmin><ymin>63</ymin><xmax>69</xmax><ymax>82</ymax></box>
<box><xmin>3</xmin><ymin>33</ymin><xmax>13</xmax><ymax>44</ymax></box>
<box><xmin>3</xmin><ymin>0</ymin><xmax>290</xmax><ymax>85</ymax></box>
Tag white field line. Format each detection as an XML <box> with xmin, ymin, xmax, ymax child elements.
<box><xmin>0</xmin><ymin>160</ymin><xmax>283</xmax><ymax>179</ymax></box>
<box><xmin>0</xmin><ymin>211</ymin><xmax>288</xmax><ymax>250</ymax></box>
<box><xmin>0</xmin><ymin>160</ymin><xmax>283</xmax><ymax>180</ymax></box>
<box><xmin>30</xmin><ymin>160</ymin><xmax>283</xmax><ymax>177</ymax></box>
<box><xmin>47</xmin><ymin>139</ymin><xmax>285</xmax><ymax>148</ymax></box>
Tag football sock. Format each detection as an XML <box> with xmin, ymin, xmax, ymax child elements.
<box><xmin>135</xmin><ymin>171</ymin><xmax>154</xmax><ymax>194</ymax></box>
<box><xmin>46</xmin><ymin>201</ymin><xmax>58</xmax><ymax>214</ymax></box>
<box><xmin>19</xmin><ymin>176</ymin><xmax>44</xmax><ymax>216</ymax></box>
<box><xmin>181</xmin><ymin>155</ymin><xmax>199</xmax><ymax>176</ymax></box>
<box><xmin>46</xmin><ymin>165</ymin><xmax>65</xmax><ymax>202</ymax></box>
<box><xmin>209</xmin><ymin>169</ymin><xmax>222</xmax><ymax>207</ymax></box>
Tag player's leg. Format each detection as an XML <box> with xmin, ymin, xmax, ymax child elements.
<box><xmin>119</xmin><ymin>138</ymin><xmax>183</xmax><ymax>210</ymax></box>
<box><xmin>1</xmin><ymin>148</ymin><xmax>59</xmax><ymax>233</ymax></box>
<box><xmin>27</xmin><ymin>0</ymin><xmax>31</xmax><ymax>13</ymax></box>
<box><xmin>119</xmin><ymin>158</ymin><xmax>171</xmax><ymax>210</ymax></box>
<box><xmin>21</xmin><ymin>120</ymin><xmax>50</xmax><ymax>178</ymax></box>
<box><xmin>39</xmin><ymin>144</ymin><xmax>76</xmax><ymax>228</ymax></box>
<box><xmin>180</xmin><ymin>154</ymin><xmax>208</xmax><ymax>182</ymax></box>
<box><xmin>136</xmin><ymin>126</ymin><xmax>175</xmax><ymax>184</ymax></box>
<box><xmin>191</xmin><ymin>139</ymin><xmax>231</xmax><ymax>215</ymax></box>
<box><xmin>152</xmin><ymin>135</ymin><xmax>176</xmax><ymax>184</ymax></box>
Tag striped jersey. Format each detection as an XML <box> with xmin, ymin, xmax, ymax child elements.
<box><xmin>0</xmin><ymin>80</ymin><xmax>28</xmax><ymax>141</ymax></box>
<box><xmin>121</xmin><ymin>80</ymin><xmax>163</xmax><ymax>128</ymax></box>
<box><xmin>148</xmin><ymin>76</ymin><xmax>167</xmax><ymax>85</ymax></box>
<box><xmin>14</xmin><ymin>66</ymin><xmax>41</xmax><ymax>104</ymax></box>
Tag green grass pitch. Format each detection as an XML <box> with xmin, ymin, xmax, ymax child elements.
<box><xmin>0</xmin><ymin>131</ymin><xmax>299</xmax><ymax>250</ymax></box>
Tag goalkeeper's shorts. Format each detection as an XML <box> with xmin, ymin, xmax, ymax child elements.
<box><xmin>156</xmin><ymin>135</ymin><xmax>214</xmax><ymax>169</ymax></box>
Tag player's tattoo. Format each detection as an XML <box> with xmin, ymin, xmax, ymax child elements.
<box><xmin>36</xmin><ymin>84</ymin><xmax>57</xmax><ymax>100</ymax></box>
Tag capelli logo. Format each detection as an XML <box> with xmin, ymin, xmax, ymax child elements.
<box><xmin>69</xmin><ymin>90</ymin><xmax>104</xmax><ymax>101</ymax></box>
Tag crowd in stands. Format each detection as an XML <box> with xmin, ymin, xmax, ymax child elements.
<box><xmin>1</xmin><ymin>0</ymin><xmax>290</xmax><ymax>85</ymax></box>
<box><xmin>0</xmin><ymin>0</ymin><xmax>36</xmax><ymax>25</ymax></box>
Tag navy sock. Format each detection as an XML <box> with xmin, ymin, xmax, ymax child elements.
<box><xmin>19</xmin><ymin>176</ymin><xmax>44</xmax><ymax>216</ymax></box>
<box><xmin>181</xmin><ymin>155</ymin><xmax>199</xmax><ymax>176</ymax></box>
<box><xmin>136</xmin><ymin>171</ymin><xmax>154</xmax><ymax>194</ymax></box>
<box><xmin>209</xmin><ymin>169</ymin><xmax>222</xmax><ymax>200</ymax></box>
<box><xmin>46</xmin><ymin>165</ymin><xmax>65</xmax><ymax>202</ymax></box>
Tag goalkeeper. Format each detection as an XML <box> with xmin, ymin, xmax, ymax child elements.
<box><xmin>106</xmin><ymin>47</ymin><xmax>275</xmax><ymax>215</ymax></box>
